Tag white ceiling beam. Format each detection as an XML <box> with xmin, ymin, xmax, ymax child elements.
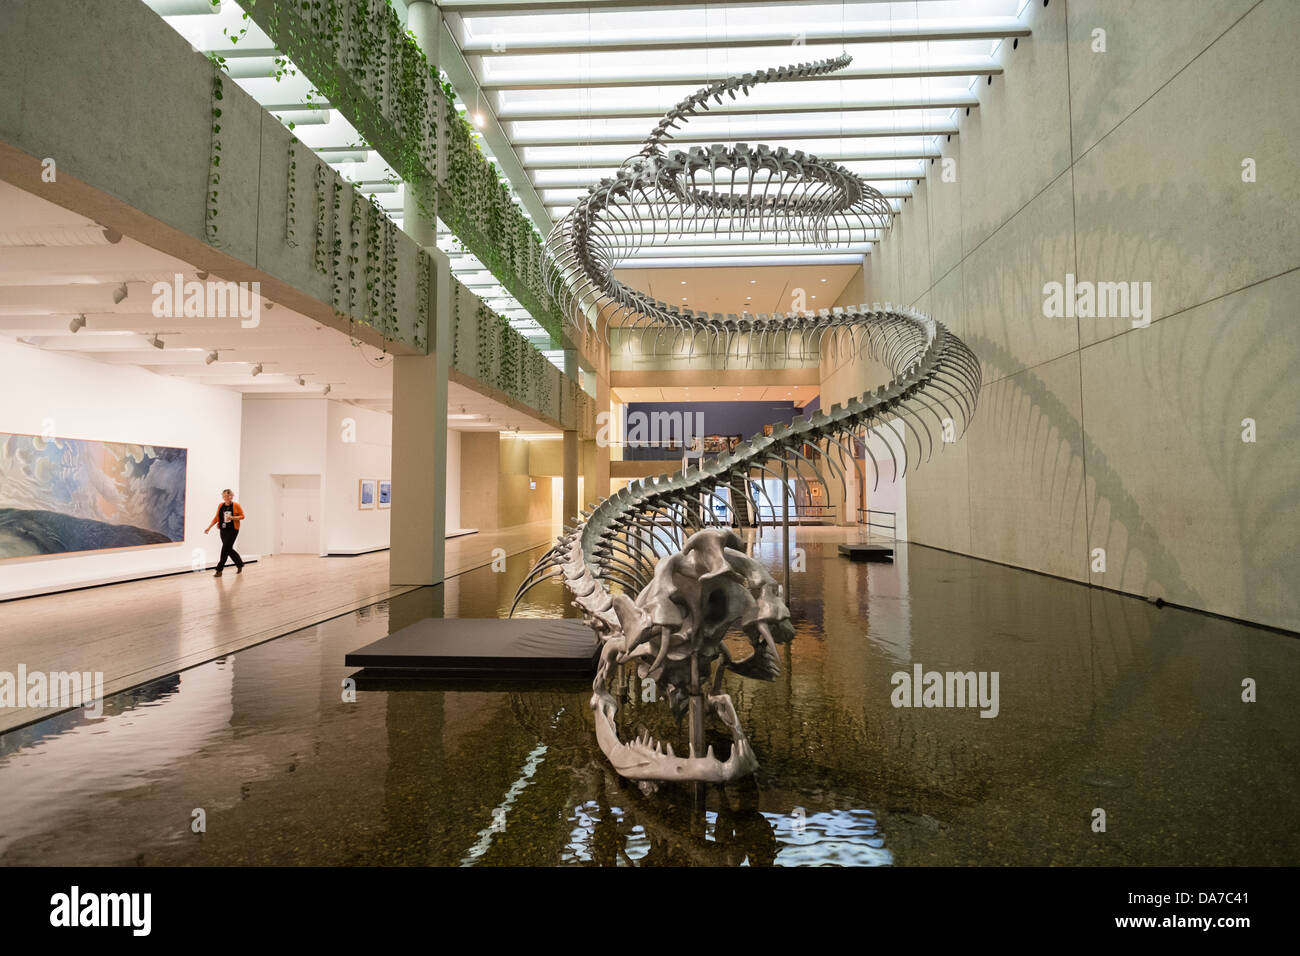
<box><xmin>480</xmin><ymin>58</ymin><xmax>1002</xmax><ymax>90</ymax></box>
<box><xmin>444</xmin><ymin>0</ymin><xmax>951</xmax><ymax>13</ymax></box>
<box><xmin>621</xmin><ymin>254</ymin><xmax>867</xmax><ymax>269</ymax></box>
<box><xmin>530</xmin><ymin>161</ymin><xmax>933</xmax><ymax>187</ymax></box>
<box><xmin>463</xmin><ymin>18</ymin><xmax>1029</xmax><ymax>56</ymax></box>
<box><xmin>510</xmin><ymin>122</ymin><xmax>957</xmax><ymax>147</ymax></box>
<box><xmin>617</xmin><ymin>243</ymin><xmax>877</xmax><ymax>260</ymax></box>
<box><xmin>496</xmin><ymin>92</ymin><xmax>980</xmax><ymax>122</ymax></box>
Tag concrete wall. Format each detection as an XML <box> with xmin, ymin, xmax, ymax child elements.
<box><xmin>0</xmin><ymin>0</ymin><xmax>428</xmax><ymax>355</ymax></box>
<box><xmin>444</xmin><ymin>429</ymin><xmax>462</xmax><ymax>533</ymax></box>
<box><xmin>458</xmin><ymin>433</ymin><xmax>499</xmax><ymax>531</ymax></box>
<box><xmin>456</xmin><ymin>433</ymin><xmax>555</xmax><ymax>530</ymax></box>
<box><xmin>0</xmin><ymin>338</ymin><xmax>242</xmax><ymax>599</ymax></box>
<box><xmin>823</xmin><ymin>0</ymin><xmax>1300</xmax><ymax>631</ymax></box>
<box><xmin>499</xmin><ymin>436</ymin><xmax>553</xmax><ymax>527</ymax></box>
<box><xmin>611</xmin><ymin>328</ymin><xmax>820</xmax><ymax>373</ymax></box>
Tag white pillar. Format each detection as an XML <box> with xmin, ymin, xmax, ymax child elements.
<box><xmin>390</xmin><ymin>249</ymin><xmax>451</xmax><ymax>585</ymax></box>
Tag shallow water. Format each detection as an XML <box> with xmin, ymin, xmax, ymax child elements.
<box><xmin>1</xmin><ymin>533</ymin><xmax>1296</xmax><ymax>866</ymax></box>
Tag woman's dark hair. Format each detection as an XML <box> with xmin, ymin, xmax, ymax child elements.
<box><xmin>222</xmin><ymin>488</ymin><xmax>233</xmax><ymax>495</ymax></box>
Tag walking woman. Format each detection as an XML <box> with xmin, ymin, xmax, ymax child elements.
<box><xmin>204</xmin><ymin>488</ymin><xmax>246</xmax><ymax>576</ymax></box>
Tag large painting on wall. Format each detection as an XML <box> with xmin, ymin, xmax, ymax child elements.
<box><xmin>0</xmin><ymin>432</ymin><xmax>187</xmax><ymax>558</ymax></box>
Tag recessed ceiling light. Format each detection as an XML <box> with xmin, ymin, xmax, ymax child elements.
<box><xmin>820</xmin><ymin>278</ymin><xmax>827</xmax><ymax>283</ymax></box>
<box><xmin>680</xmin><ymin>280</ymin><xmax>687</xmax><ymax>285</ymax></box>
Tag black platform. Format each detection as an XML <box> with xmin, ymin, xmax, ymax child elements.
<box><xmin>838</xmin><ymin>543</ymin><xmax>895</xmax><ymax>562</ymax></box>
<box><xmin>345</xmin><ymin>617</ymin><xmax>599</xmax><ymax>679</ymax></box>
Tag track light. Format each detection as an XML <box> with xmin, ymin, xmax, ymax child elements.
<box><xmin>322</xmin><ymin>384</ymin><xmax>331</xmax><ymax>395</ymax></box>
<box><xmin>68</xmin><ymin>314</ymin><xmax>86</xmax><ymax>333</ymax></box>
<box><xmin>148</xmin><ymin>334</ymin><xmax>164</xmax><ymax>350</ymax></box>
<box><xmin>295</xmin><ymin>376</ymin><xmax>305</xmax><ymax>386</ymax></box>
<box><xmin>112</xmin><ymin>284</ymin><xmax>128</xmax><ymax>305</ymax></box>
<box><xmin>251</xmin><ymin>363</ymin><xmax>263</xmax><ymax>376</ymax></box>
<box><xmin>205</xmin><ymin>350</ymin><xmax>218</xmax><ymax>365</ymax></box>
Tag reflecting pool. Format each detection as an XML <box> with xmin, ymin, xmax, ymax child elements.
<box><xmin>1</xmin><ymin>533</ymin><xmax>1297</xmax><ymax>866</ymax></box>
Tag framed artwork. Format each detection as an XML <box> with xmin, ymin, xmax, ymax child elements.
<box><xmin>0</xmin><ymin>431</ymin><xmax>187</xmax><ymax>558</ymax></box>
<box><xmin>703</xmin><ymin>434</ymin><xmax>729</xmax><ymax>453</ymax></box>
<box><xmin>358</xmin><ymin>478</ymin><xmax>376</xmax><ymax>510</ymax></box>
<box><xmin>763</xmin><ymin>424</ymin><xmax>774</xmax><ymax>437</ymax></box>
<box><xmin>378</xmin><ymin>479</ymin><xmax>391</xmax><ymax>509</ymax></box>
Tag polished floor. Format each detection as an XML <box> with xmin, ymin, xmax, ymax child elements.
<box><xmin>0</xmin><ymin>528</ymin><xmax>1296</xmax><ymax>866</ymax></box>
<box><xmin>0</xmin><ymin>520</ymin><xmax>555</xmax><ymax>733</ymax></box>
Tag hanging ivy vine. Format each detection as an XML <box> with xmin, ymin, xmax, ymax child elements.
<box><xmin>240</xmin><ymin>0</ymin><xmax>563</xmax><ymax>342</ymax></box>
<box><xmin>285</xmin><ymin>139</ymin><xmax>299</xmax><ymax>246</ymax></box>
<box><xmin>415</xmin><ymin>247</ymin><xmax>430</xmax><ymax>354</ymax></box>
<box><xmin>206</xmin><ymin>62</ymin><xmax>224</xmax><ymax>246</ymax></box>
<box><xmin>313</xmin><ymin>164</ymin><xmax>329</xmax><ymax>274</ymax></box>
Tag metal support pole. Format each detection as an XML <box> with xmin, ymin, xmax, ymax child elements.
<box><xmin>782</xmin><ymin>460</ymin><xmax>791</xmax><ymax>598</ymax></box>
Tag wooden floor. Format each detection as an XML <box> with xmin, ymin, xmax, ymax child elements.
<box><xmin>0</xmin><ymin>520</ymin><xmax>556</xmax><ymax>733</ymax></box>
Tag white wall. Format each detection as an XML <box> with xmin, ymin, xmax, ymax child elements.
<box><xmin>323</xmin><ymin>401</ymin><xmax>391</xmax><ymax>554</ymax></box>
<box><xmin>239</xmin><ymin>397</ymin><xmax>393</xmax><ymax>556</ymax></box>
<box><xmin>238</xmin><ymin>398</ymin><xmax>327</xmax><ymax>557</ymax></box>
<box><xmin>444</xmin><ymin>428</ymin><xmax>462</xmax><ymax>533</ymax></box>
<box><xmin>0</xmin><ymin>338</ymin><xmax>241</xmax><ymax>599</ymax></box>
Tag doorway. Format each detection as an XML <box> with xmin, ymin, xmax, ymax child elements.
<box><xmin>273</xmin><ymin>474</ymin><xmax>321</xmax><ymax>554</ymax></box>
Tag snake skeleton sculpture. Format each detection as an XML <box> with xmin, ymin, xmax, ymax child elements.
<box><xmin>512</xmin><ymin>55</ymin><xmax>982</xmax><ymax>784</ymax></box>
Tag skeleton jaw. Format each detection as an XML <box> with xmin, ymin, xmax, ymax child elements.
<box><xmin>591</xmin><ymin>689</ymin><xmax>759</xmax><ymax>783</ymax></box>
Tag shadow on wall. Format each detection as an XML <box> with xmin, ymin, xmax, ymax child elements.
<box><xmin>836</xmin><ymin>172</ymin><xmax>1300</xmax><ymax>629</ymax></box>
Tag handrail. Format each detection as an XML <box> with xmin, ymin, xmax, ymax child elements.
<box><xmin>857</xmin><ymin>508</ymin><xmax>897</xmax><ymax>543</ymax></box>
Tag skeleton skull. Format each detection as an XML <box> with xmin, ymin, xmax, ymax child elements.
<box><xmin>591</xmin><ymin>529</ymin><xmax>794</xmax><ymax>782</ymax></box>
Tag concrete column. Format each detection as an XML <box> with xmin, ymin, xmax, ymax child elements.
<box><xmin>593</xmin><ymin>346</ymin><xmax>611</xmax><ymax>503</ymax></box>
<box><xmin>562</xmin><ymin>430</ymin><xmax>579</xmax><ymax>524</ymax></box>
<box><xmin>401</xmin><ymin>0</ymin><xmax>441</xmax><ymax>241</ymax></box>
<box><xmin>390</xmin><ymin>250</ymin><xmax>451</xmax><ymax>586</ymax></box>
<box><xmin>562</xmin><ymin>348</ymin><xmax>579</xmax><ymax>523</ymax></box>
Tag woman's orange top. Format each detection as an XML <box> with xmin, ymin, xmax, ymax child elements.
<box><xmin>214</xmin><ymin>501</ymin><xmax>245</xmax><ymax>531</ymax></box>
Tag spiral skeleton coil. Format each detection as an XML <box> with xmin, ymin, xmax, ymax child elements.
<box><xmin>512</xmin><ymin>55</ymin><xmax>983</xmax><ymax>784</ymax></box>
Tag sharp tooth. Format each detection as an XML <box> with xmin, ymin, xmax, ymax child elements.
<box><xmin>706</xmin><ymin>745</ymin><xmax>715</xmax><ymax>761</ymax></box>
<box><xmin>666</xmin><ymin>743</ymin><xmax>674</xmax><ymax>757</ymax></box>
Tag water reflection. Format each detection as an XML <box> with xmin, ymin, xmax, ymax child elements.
<box><xmin>0</xmin><ymin>535</ymin><xmax>1296</xmax><ymax>866</ymax></box>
